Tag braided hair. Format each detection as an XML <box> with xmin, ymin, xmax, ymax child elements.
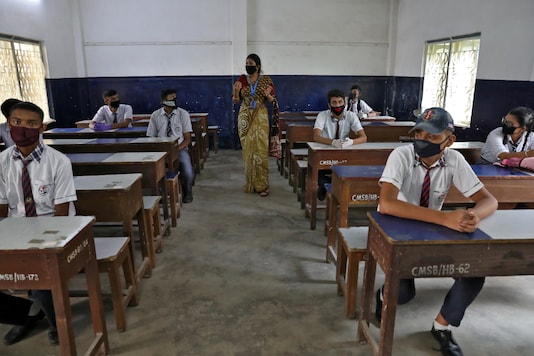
<box><xmin>503</xmin><ymin>107</ymin><xmax>534</xmax><ymax>150</ymax></box>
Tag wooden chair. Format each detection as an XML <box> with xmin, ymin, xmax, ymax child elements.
<box><xmin>207</xmin><ymin>125</ymin><xmax>219</xmax><ymax>153</ymax></box>
<box><xmin>143</xmin><ymin>196</ymin><xmax>163</xmax><ymax>261</ymax></box>
<box><xmin>166</xmin><ymin>171</ymin><xmax>182</xmax><ymax>227</ymax></box>
<box><xmin>336</xmin><ymin>227</ymin><xmax>368</xmax><ymax>318</ymax></box>
<box><xmin>94</xmin><ymin>237</ymin><xmax>138</xmax><ymax>332</ymax></box>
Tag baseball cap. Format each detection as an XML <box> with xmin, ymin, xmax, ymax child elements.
<box><xmin>410</xmin><ymin>107</ymin><xmax>455</xmax><ymax>134</ymax></box>
<box><xmin>1</xmin><ymin>98</ymin><xmax>22</xmax><ymax>118</ymax></box>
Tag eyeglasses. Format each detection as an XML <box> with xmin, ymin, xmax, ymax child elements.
<box><xmin>501</xmin><ymin>117</ymin><xmax>521</xmax><ymax>129</ymax></box>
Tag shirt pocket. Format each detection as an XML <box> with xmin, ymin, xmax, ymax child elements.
<box><xmin>432</xmin><ymin>187</ymin><xmax>449</xmax><ymax>207</ymax></box>
<box><xmin>32</xmin><ymin>180</ymin><xmax>55</xmax><ymax>210</ymax></box>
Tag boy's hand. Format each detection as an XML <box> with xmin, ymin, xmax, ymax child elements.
<box><xmin>443</xmin><ymin>209</ymin><xmax>480</xmax><ymax>233</ymax></box>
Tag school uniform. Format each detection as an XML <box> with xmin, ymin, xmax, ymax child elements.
<box><xmin>314</xmin><ymin>109</ymin><xmax>363</xmax><ymax>196</ymax></box>
<box><xmin>0</xmin><ymin>143</ymin><xmax>77</xmax><ymax>332</ymax></box>
<box><xmin>91</xmin><ymin>104</ymin><xmax>133</xmax><ymax>126</ymax></box>
<box><xmin>348</xmin><ymin>98</ymin><xmax>374</xmax><ymax>118</ymax></box>
<box><xmin>0</xmin><ymin>123</ymin><xmax>15</xmax><ymax>147</ymax></box>
<box><xmin>480</xmin><ymin>127</ymin><xmax>534</xmax><ymax>163</ymax></box>
<box><xmin>147</xmin><ymin>107</ymin><xmax>194</xmax><ymax>198</ymax></box>
<box><xmin>379</xmin><ymin>144</ymin><xmax>485</xmax><ymax>326</ymax></box>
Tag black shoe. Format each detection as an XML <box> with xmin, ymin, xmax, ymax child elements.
<box><xmin>183</xmin><ymin>193</ymin><xmax>193</xmax><ymax>204</ymax></box>
<box><xmin>375</xmin><ymin>289</ymin><xmax>382</xmax><ymax>322</ymax></box>
<box><xmin>317</xmin><ymin>186</ymin><xmax>327</xmax><ymax>201</ymax></box>
<box><xmin>430</xmin><ymin>326</ymin><xmax>463</xmax><ymax>356</ymax></box>
<box><xmin>48</xmin><ymin>328</ymin><xmax>59</xmax><ymax>345</ymax></box>
<box><xmin>3</xmin><ymin>310</ymin><xmax>45</xmax><ymax>345</ymax></box>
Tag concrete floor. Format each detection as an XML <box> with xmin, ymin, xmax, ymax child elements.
<box><xmin>1</xmin><ymin>149</ymin><xmax>534</xmax><ymax>356</ymax></box>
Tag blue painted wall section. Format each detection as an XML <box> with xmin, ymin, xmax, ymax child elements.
<box><xmin>46</xmin><ymin>76</ymin><xmax>534</xmax><ymax>148</ymax></box>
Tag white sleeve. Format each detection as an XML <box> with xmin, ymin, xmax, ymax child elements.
<box><xmin>146</xmin><ymin>112</ymin><xmax>158</xmax><ymax>137</ymax></box>
<box><xmin>481</xmin><ymin>128</ymin><xmax>508</xmax><ymax>163</ymax></box>
<box><xmin>313</xmin><ymin>112</ymin><xmax>327</xmax><ymax>131</ymax></box>
<box><xmin>451</xmin><ymin>152</ymin><xmax>483</xmax><ymax>198</ymax></box>
<box><xmin>359</xmin><ymin>100</ymin><xmax>373</xmax><ymax>114</ymax></box>
<box><xmin>91</xmin><ymin>106</ymin><xmax>106</xmax><ymax>122</ymax></box>
<box><xmin>123</xmin><ymin>105</ymin><xmax>133</xmax><ymax>119</ymax></box>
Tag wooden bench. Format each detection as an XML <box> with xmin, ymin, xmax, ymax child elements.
<box><xmin>94</xmin><ymin>237</ymin><xmax>138</xmax><ymax>332</ymax></box>
<box><xmin>336</xmin><ymin>227</ymin><xmax>368</xmax><ymax>318</ymax></box>
<box><xmin>166</xmin><ymin>171</ymin><xmax>182</xmax><ymax>227</ymax></box>
<box><xmin>207</xmin><ymin>125</ymin><xmax>219</xmax><ymax>153</ymax></box>
<box><xmin>143</xmin><ymin>196</ymin><xmax>163</xmax><ymax>261</ymax></box>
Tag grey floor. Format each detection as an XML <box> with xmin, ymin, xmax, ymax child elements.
<box><xmin>1</xmin><ymin>149</ymin><xmax>534</xmax><ymax>356</ymax></box>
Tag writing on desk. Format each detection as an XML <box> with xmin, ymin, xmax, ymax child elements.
<box><xmin>352</xmin><ymin>193</ymin><xmax>379</xmax><ymax>202</ymax></box>
<box><xmin>411</xmin><ymin>263</ymin><xmax>470</xmax><ymax>277</ymax></box>
<box><xmin>0</xmin><ymin>273</ymin><xmax>39</xmax><ymax>282</ymax></box>
<box><xmin>319</xmin><ymin>159</ymin><xmax>348</xmax><ymax>166</ymax></box>
<box><xmin>67</xmin><ymin>238</ymin><xmax>89</xmax><ymax>263</ymax></box>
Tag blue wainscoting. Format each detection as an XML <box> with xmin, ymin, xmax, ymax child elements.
<box><xmin>46</xmin><ymin>75</ymin><xmax>534</xmax><ymax>149</ymax></box>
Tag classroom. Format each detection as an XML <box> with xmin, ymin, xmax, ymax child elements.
<box><xmin>1</xmin><ymin>0</ymin><xmax>534</xmax><ymax>355</ymax></box>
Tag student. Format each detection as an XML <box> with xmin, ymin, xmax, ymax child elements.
<box><xmin>147</xmin><ymin>89</ymin><xmax>194</xmax><ymax>203</ymax></box>
<box><xmin>376</xmin><ymin>107</ymin><xmax>498</xmax><ymax>356</ymax></box>
<box><xmin>0</xmin><ymin>101</ymin><xmax>78</xmax><ymax>346</ymax></box>
<box><xmin>0</xmin><ymin>98</ymin><xmax>21</xmax><ymax>147</ymax></box>
<box><xmin>347</xmin><ymin>85</ymin><xmax>380</xmax><ymax>118</ymax></box>
<box><xmin>313</xmin><ymin>89</ymin><xmax>367</xmax><ymax>200</ymax></box>
<box><xmin>90</xmin><ymin>89</ymin><xmax>133</xmax><ymax>129</ymax></box>
<box><xmin>479</xmin><ymin>106</ymin><xmax>534</xmax><ymax>164</ymax></box>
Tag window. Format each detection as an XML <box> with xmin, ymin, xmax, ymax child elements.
<box><xmin>421</xmin><ymin>34</ymin><xmax>480</xmax><ymax>127</ymax></box>
<box><xmin>0</xmin><ymin>35</ymin><xmax>50</xmax><ymax>123</ymax></box>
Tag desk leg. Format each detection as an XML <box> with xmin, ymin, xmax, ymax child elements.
<box><xmin>134</xmin><ymin>208</ymin><xmax>153</xmax><ymax>279</ymax></box>
<box><xmin>358</xmin><ymin>228</ymin><xmax>378</xmax><ymax>351</ymax></box>
<box><xmin>50</xmin><ymin>278</ymin><xmax>77</xmax><ymax>355</ymax></box>
<box><xmin>306</xmin><ymin>164</ymin><xmax>318</xmax><ymax>229</ymax></box>
<box><xmin>85</xmin><ymin>255</ymin><xmax>109</xmax><ymax>355</ymax></box>
<box><xmin>378</xmin><ymin>264</ymin><xmax>400</xmax><ymax>356</ymax></box>
<box><xmin>157</xmin><ymin>178</ymin><xmax>170</xmax><ymax>235</ymax></box>
<box><xmin>326</xmin><ymin>195</ymin><xmax>338</xmax><ymax>263</ymax></box>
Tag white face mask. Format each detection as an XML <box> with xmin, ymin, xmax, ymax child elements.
<box><xmin>162</xmin><ymin>99</ymin><xmax>177</xmax><ymax>107</ymax></box>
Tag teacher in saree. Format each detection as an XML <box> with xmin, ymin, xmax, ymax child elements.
<box><xmin>232</xmin><ymin>53</ymin><xmax>278</xmax><ymax>197</ymax></box>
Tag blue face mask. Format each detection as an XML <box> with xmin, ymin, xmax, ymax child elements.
<box><xmin>413</xmin><ymin>136</ymin><xmax>450</xmax><ymax>158</ymax></box>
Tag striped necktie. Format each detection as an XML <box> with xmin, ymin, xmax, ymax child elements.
<box><xmin>166</xmin><ymin>113</ymin><xmax>174</xmax><ymax>137</ymax></box>
<box><xmin>419</xmin><ymin>165</ymin><xmax>437</xmax><ymax>208</ymax></box>
<box><xmin>22</xmin><ymin>160</ymin><xmax>37</xmax><ymax>217</ymax></box>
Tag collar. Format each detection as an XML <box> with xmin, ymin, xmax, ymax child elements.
<box><xmin>329</xmin><ymin>111</ymin><xmax>346</xmax><ymax>121</ymax></box>
<box><xmin>12</xmin><ymin>142</ymin><xmax>44</xmax><ymax>163</ymax></box>
<box><xmin>413</xmin><ymin>148</ymin><xmax>448</xmax><ymax>169</ymax></box>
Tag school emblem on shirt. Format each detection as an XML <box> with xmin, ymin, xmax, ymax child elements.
<box><xmin>38</xmin><ymin>185</ymin><xmax>49</xmax><ymax>196</ymax></box>
<box><xmin>437</xmin><ymin>193</ymin><xmax>446</xmax><ymax>203</ymax></box>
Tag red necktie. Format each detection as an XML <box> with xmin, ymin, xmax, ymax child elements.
<box><xmin>22</xmin><ymin>160</ymin><xmax>37</xmax><ymax>217</ymax></box>
<box><xmin>420</xmin><ymin>165</ymin><xmax>438</xmax><ymax>208</ymax></box>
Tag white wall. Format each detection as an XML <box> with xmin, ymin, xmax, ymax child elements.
<box><xmin>0</xmin><ymin>0</ymin><xmax>78</xmax><ymax>78</ymax></box>
<box><xmin>393</xmin><ymin>0</ymin><xmax>534</xmax><ymax>81</ymax></box>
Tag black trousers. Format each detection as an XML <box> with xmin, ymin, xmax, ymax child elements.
<box><xmin>0</xmin><ymin>292</ymin><xmax>32</xmax><ymax>325</ymax></box>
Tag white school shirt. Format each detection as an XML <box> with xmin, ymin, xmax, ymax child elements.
<box><xmin>480</xmin><ymin>127</ymin><xmax>534</xmax><ymax>163</ymax></box>
<box><xmin>146</xmin><ymin>107</ymin><xmax>193</xmax><ymax>145</ymax></box>
<box><xmin>314</xmin><ymin>109</ymin><xmax>363</xmax><ymax>140</ymax></box>
<box><xmin>0</xmin><ymin>123</ymin><xmax>14</xmax><ymax>147</ymax></box>
<box><xmin>379</xmin><ymin>145</ymin><xmax>483</xmax><ymax>210</ymax></box>
<box><xmin>349</xmin><ymin>99</ymin><xmax>373</xmax><ymax>118</ymax></box>
<box><xmin>91</xmin><ymin>104</ymin><xmax>133</xmax><ymax>126</ymax></box>
<box><xmin>0</xmin><ymin>144</ymin><xmax>77</xmax><ymax>217</ymax></box>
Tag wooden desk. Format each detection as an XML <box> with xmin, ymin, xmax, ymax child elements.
<box><xmin>0</xmin><ymin>216</ymin><xmax>108</xmax><ymax>356</ymax></box>
<box><xmin>359</xmin><ymin>210</ymin><xmax>534</xmax><ymax>356</ymax></box>
<box><xmin>327</xmin><ymin>164</ymin><xmax>534</xmax><ymax>263</ymax></box>
<box><xmin>45</xmin><ymin>137</ymin><xmax>180</xmax><ymax>173</ymax></box>
<box><xmin>66</xmin><ymin>152</ymin><xmax>170</xmax><ymax>233</ymax></box>
<box><xmin>73</xmin><ymin>173</ymin><xmax>152</xmax><ymax>280</ymax></box>
<box><xmin>305</xmin><ymin>142</ymin><xmax>484</xmax><ymax>230</ymax></box>
<box><xmin>360</xmin><ymin>121</ymin><xmax>415</xmax><ymax>142</ymax></box>
<box><xmin>44</xmin><ymin>127</ymin><xmax>147</xmax><ymax>139</ymax></box>
<box><xmin>360</xmin><ymin>115</ymin><xmax>396</xmax><ymax>122</ymax></box>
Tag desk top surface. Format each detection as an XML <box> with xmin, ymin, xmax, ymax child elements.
<box><xmin>308</xmin><ymin>141</ymin><xmax>484</xmax><ymax>151</ymax></box>
<box><xmin>74</xmin><ymin>173</ymin><xmax>142</xmax><ymax>190</ymax></box>
<box><xmin>45</xmin><ymin>137</ymin><xmax>176</xmax><ymax>145</ymax></box>
<box><xmin>45</xmin><ymin>127</ymin><xmax>147</xmax><ymax>134</ymax></box>
<box><xmin>0</xmin><ymin>216</ymin><xmax>94</xmax><ymax>250</ymax></box>
<box><xmin>362</xmin><ymin>121</ymin><xmax>414</xmax><ymax>127</ymax></box>
<box><xmin>67</xmin><ymin>152</ymin><xmax>166</xmax><ymax>163</ymax></box>
<box><xmin>369</xmin><ymin>210</ymin><xmax>534</xmax><ymax>242</ymax></box>
<box><xmin>332</xmin><ymin>164</ymin><xmax>532</xmax><ymax>178</ymax></box>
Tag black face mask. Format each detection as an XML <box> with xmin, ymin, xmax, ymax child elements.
<box><xmin>246</xmin><ymin>65</ymin><xmax>257</xmax><ymax>75</ymax></box>
<box><xmin>110</xmin><ymin>100</ymin><xmax>120</xmax><ymax>108</ymax></box>
<box><xmin>413</xmin><ymin>136</ymin><xmax>450</xmax><ymax>158</ymax></box>
<box><xmin>501</xmin><ymin>124</ymin><xmax>517</xmax><ymax>136</ymax></box>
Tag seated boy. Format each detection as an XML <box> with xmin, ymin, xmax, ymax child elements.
<box><xmin>90</xmin><ymin>89</ymin><xmax>133</xmax><ymax>129</ymax></box>
<box><xmin>313</xmin><ymin>89</ymin><xmax>367</xmax><ymax>200</ymax></box>
<box><xmin>375</xmin><ymin>107</ymin><xmax>498</xmax><ymax>356</ymax></box>
<box><xmin>0</xmin><ymin>101</ymin><xmax>77</xmax><ymax>346</ymax></box>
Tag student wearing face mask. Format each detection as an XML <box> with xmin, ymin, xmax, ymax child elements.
<box><xmin>147</xmin><ymin>89</ymin><xmax>194</xmax><ymax>203</ymax></box>
<box><xmin>313</xmin><ymin>89</ymin><xmax>367</xmax><ymax>200</ymax></box>
<box><xmin>347</xmin><ymin>85</ymin><xmax>380</xmax><ymax>119</ymax></box>
<box><xmin>90</xmin><ymin>89</ymin><xmax>133</xmax><ymax>129</ymax></box>
<box><xmin>0</xmin><ymin>101</ymin><xmax>78</xmax><ymax>346</ymax></box>
<box><xmin>376</xmin><ymin>107</ymin><xmax>497</xmax><ymax>356</ymax></box>
<box><xmin>232</xmin><ymin>53</ymin><xmax>278</xmax><ymax>197</ymax></box>
<box><xmin>478</xmin><ymin>106</ymin><xmax>534</xmax><ymax>164</ymax></box>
